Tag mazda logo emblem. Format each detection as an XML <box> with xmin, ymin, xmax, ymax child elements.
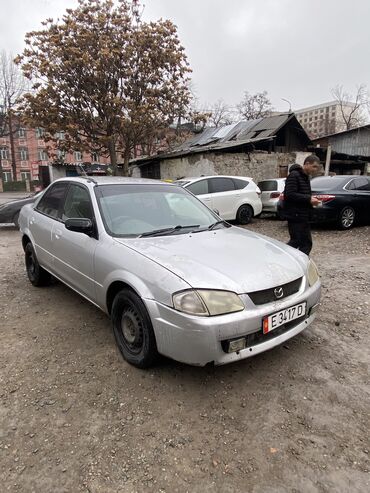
<box><xmin>274</xmin><ymin>287</ymin><xmax>284</xmax><ymax>299</ymax></box>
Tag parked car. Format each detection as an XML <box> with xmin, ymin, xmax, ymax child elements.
<box><xmin>277</xmin><ymin>175</ymin><xmax>370</xmax><ymax>229</ymax></box>
<box><xmin>174</xmin><ymin>175</ymin><xmax>262</xmax><ymax>224</ymax></box>
<box><xmin>19</xmin><ymin>177</ymin><xmax>321</xmax><ymax>368</ymax></box>
<box><xmin>0</xmin><ymin>192</ymin><xmax>42</xmax><ymax>228</ymax></box>
<box><xmin>257</xmin><ymin>178</ymin><xmax>286</xmax><ymax>217</ymax></box>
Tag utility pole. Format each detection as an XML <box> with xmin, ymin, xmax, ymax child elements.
<box><xmin>324</xmin><ymin>145</ymin><xmax>332</xmax><ymax>176</ymax></box>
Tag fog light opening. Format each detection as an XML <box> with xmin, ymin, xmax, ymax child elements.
<box><xmin>226</xmin><ymin>337</ymin><xmax>246</xmax><ymax>353</ymax></box>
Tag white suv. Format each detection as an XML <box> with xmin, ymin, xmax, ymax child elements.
<box><xmin>174</xmin><ymin>176</ymin><xmax>262</xmax><ymax>224</ymax></box>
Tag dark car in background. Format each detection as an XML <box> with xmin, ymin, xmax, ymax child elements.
<box><xmin>277</xmin><ymin>175</ymin><xmax>370</xmax><ymax>229</ymax></box>
<box><xmin>0</xmin><ymin>192</ymin><xmax>42</xmax><ymax>228</ymax></box>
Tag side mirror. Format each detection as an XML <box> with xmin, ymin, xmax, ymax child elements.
<box><xmin>213</xmin><ymin>209</ymin><xmax>220</xmax><ymax>216</ymax></box>
<box><xmin>65</xmin><ymin>218</ymin><xmax>94</xmax><ymax>236</ymax></box>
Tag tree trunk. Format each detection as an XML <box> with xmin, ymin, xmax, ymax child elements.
<box><xmin>8</xmin><ymin>108</ymin><xmax>17</xmax><ymax>181</ymax></box>
<box><xmin>123</xmin><ymin>147</ymin><xmax>130</xmax><ymax>177</ymax></box>
<box><xmin>108</xmin><ymin>139</ymin><xmax>118</xmax><ymax>176</ymax></box>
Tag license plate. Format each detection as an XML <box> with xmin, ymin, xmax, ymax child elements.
<box><xmin>263</xmin><ymin>302</ymin><xmax>306</xmax><ymax>334</ymax></box>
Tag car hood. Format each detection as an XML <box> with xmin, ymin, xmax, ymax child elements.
<box><xmin>114</xmin><ymin>227</ymin><xmax>307</xmax><ymax>293</ymax></box>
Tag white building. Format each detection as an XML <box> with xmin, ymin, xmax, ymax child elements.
<box><xmin>295</xmin><ymin>101</ymin><xmax>360</xmax><ymax>138</ymax></box>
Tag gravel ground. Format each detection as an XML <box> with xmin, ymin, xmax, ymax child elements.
<box><xmin>0</xmin><ymin>218</ymin><xmax>369</xmax><ymax>493</ymax></box>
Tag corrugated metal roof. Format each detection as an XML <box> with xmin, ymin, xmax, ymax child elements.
<box><xmin>130</xmin><ymin>113</ymin><xmax>306</xmax><ymax>165</ymax></box>
<box><xmin>313</xmin><ymin>124</ymin><xmax>370</xmax><ymax>157</ymax></box>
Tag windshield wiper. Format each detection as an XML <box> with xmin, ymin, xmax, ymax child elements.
<box><xmin>208</xmin><ymin>220</ymin><xmax>230</xmax><ymax>230</ymax></box>
<box><xmin>191</xmin><ymin>220</ymin><xmax>230</xmax><ymax>233</ymax></box>
<box><xmin>139</xmin><ymin>225</ymin><xmax>200</xmax><ymax>238</ymax></box>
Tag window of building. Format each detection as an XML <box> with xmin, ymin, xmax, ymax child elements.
<box><xmin>57</xmin><ymin>149</ymin><xmax>66</xmax><ymax>160</ymax></box>
<box><xmin>74</xmin><ymin>151</ymin><xmax>82</xmax><ymax>162</ymax></box>
<box><xmin>55</xmin><ymin>131</ymin><xmax>65</xmax><ymax>140</ymax></box>
<box><xmin>0</xmin><ymin>147</ymin><xmax>9</xmax><ymax>159</ymax></box>
<box><xmin>19</xmin><ymin>148</ymin><xmax>29</xmax><ymax>160</ymax></box>
<box><xmin>18</xmin><ymin>127</ymin><xmax>26</xmax><ymax>138</ymax></box>
<box><xmin>35</xmin><ymin>127</ymin><xmax>45</xmax><ymax>139</ymax></box>
<box><xmin>91</xmin><ymin>152</ymin><xmax>99</xmax><ymax>163</ymax></box>
<box><xmin>3</xmin><ymin>171</ymin><xmax>12</xmax><ymax>182</ymax></box>
<box><xmin>20</xmin><ymin>171</ymin><xmax>31</xmax><ymax>182</ymax></box>
<box><xmin>38</xmin><ymin>149</ymin><xmax>48</xmax><ymax>161</ymax></box>
<box><xmin>309</xmin><ymin>117</ymin><xmax>312</xmax><ymax>122</ymax></box>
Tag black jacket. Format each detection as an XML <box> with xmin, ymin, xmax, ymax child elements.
<box><xmin>283</xmin><ymin>164</ymin><xmax>312</xmax><ymax>220</ymax></box>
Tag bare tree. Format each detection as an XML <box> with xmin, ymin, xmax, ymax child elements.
<box><xmin>331</xmin><ymin>84</ymin><xmax>369</xmax><ymax>131</ymax></box>
<box><xmin>204</xmin><ymin>99</ymin><xmax>236</xmax><ymax>127</ymax></box>
<box><xmin>0</xmin><ymin>50</ymin><xmax>28</xmax><ymax>180</ymax></box>
<box><xmin>237</xmin><ymin>90</ymin><xmax>274</xmax><ymax>121</ymax></box>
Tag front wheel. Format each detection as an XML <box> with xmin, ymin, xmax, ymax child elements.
<box><xmin>25</xmin><ymin>242</ymin><xmax>51</xmax><ymax>286</ymax></box>
<box><xmin>338</xmin><ymin>206</ymin><xmax>355</xmax><ymax>229</ymax></box>
<box><xmin>111</xmin><ymin>289</ymin><xmax>159</xmax><ymax>368</ymax></box>
<box><xmin>236</xmin><ymin>204</ymin><xmax>254</xmax><ymax>225</ymax></box>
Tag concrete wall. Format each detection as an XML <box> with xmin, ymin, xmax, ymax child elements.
<box><xmin>159</xmin><ymin>151</ymin><xmax>302</xmax><ymax>182</ymax></box>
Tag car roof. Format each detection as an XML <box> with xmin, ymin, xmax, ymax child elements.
<box><xmin>53</xmin><ymin>176</ymin><xmax>176</xmax><ymax>186</ymax></box>
<box><xmin>177</xmin><ymin>175</ymin><xmax>253</xmax><ymax>183</ymax></box>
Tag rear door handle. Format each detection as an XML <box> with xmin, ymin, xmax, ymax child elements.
<box><xmin>30</xmin><ymin>217</ymin><xmax>35</xmax><ymax>225</ymax></box>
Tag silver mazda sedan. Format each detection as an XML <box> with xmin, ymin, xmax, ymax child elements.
<box><xmin>19</xmin><ymin>177</ymin><xmax>321</xmax><ymax>368</ymax></box>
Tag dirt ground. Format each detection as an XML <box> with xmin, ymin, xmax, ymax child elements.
<box><xmin>0</xmin><ymin>218</ymin><xmax>369</xmax><ymax>493</ymax></box>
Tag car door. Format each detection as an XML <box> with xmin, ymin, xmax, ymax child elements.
<box><xmin>208</xmin><ymin>177</ymin><xmax>237</xmax><ymax>219</ymax></box>
<box><xmin>31</xmin><ymin>182</ymin><xmax>69</xmax><ymax>272</ymax></box>
<box><xmin>51</xmin><ymin>183</ymin><xmax>98</xmax><ymax>301</ymax></box>
<box><xmin>186</xmin><ymin>179</ymin><xmax>213</xmax><ymax>210</ymax></box>
<box><xmin>350</xmin><ymin>177</ymin><xmax>370</xmax><ymax>222</ymax></box>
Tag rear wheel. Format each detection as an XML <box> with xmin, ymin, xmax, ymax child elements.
<box><xmin>338</xmin><ymin>206</ymin><xmax>355</xmax><ymax>229</ymax></box>
<box><xmin>111</xmin><ymin>289</ymin><xmax>158</xmax><ymax>368</ymax></box>
<box><xmin>236</xmin><ymin>204</ymin><xmax>254</xmax><ymax>225</ymax></box>
<box><xmin>25</xmin><ymin>242</ymin><xmax>51</xmax><ymax>286</ymax></box>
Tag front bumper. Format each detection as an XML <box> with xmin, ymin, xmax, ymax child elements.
<box><xmin>145</xmin><ymin>280</ymin><xmax>321</xmax><ymax>366</ymax></box>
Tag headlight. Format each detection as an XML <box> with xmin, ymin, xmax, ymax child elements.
<box><xmin>307</xmin><ymin>260</ymin><xmax>319</xmax><ymax>286</ymax></box>
<box><xmin>173</xmin><ymin>289</ymin><xmax>244</xmax><ymax>316</ymax></box>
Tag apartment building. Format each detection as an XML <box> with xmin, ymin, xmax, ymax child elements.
<box><xmin>295</xmin><ymin>101</ymin><xmax>360</xmax><ymax>138</ymax></box>
<box><xmin>0</xmin><ymin>125</ymin><xmax>110</xmax><ymax>185</ymax></box>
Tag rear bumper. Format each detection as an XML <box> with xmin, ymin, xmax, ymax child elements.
<box><xmin>145</xmin><ymin>281</ymin><xmax>321</xmax><ymax>366</ymax></box>
<box><xmin>310</xmin><ymin>207</ymin><xmax>338</xmax><ymax>223</ymax></box>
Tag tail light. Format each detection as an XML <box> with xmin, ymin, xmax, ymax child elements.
<box><xmin>279</xmin><ymin>193</ymin><xmax>285</xmax><ymax>201</ymax></box>
<box><xmin>313</xmin><ymin>194</ymin><xmax>335</xmax><ymax>203</ymax></box>
<box><xmin>256</xmin><ymin>187</ymin><xmax>261</xmax><ymax>196</ymax></box>
<box><xmin>270</xmin><ymin>192</ymin><xmax>281</xmax><ymax>199</ymax></box>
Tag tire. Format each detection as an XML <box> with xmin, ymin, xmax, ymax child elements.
<box><xmin>25</xmin><ymin>242</ymin><xmax>51</xmax><ymax>286</ymax></box>
<box><xmin>111</xmin><ymin>289</ymin><xmax>158</xmax><ymax>368</ymax></box>
<box><xmin>338</xmin><ymin>206</ymin><xmax>355</xmax><ymax>230</ymax></box>
<box><xmin>13</xmin><ymin>212</ymin><xmax>20</xmax><ymax>229</ymax></box>
<box><xmin>236</xmin><ymin>204</ymin><xmax>254</xmax><ymax>225</ymax></box>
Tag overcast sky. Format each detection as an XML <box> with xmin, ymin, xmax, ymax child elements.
<box><xmin>1</xmin><ymin>0</ymin><xmax>369</xmax><ymax>112</ymax></box>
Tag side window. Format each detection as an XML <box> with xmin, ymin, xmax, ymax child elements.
<box><xmin>209</xmin><ymin>177</ymin><xmax>235</xmax><ymax>194</ymax></box>
<box><xmin>36</xmin><ymin>182</ymin><xmax>68</xmax><ymax>219</ymax></box>
<box><xmin>187</xmin><ymin>179</ymin><xmax>209</xmax><ymax>196</ymax></box>
<box><xmin>62</xmin><ymin>184</ymin><xmax>94</xmax><ymax>221</ymax></box>
<box><xmin>233</xmin><ymin>178</ymin><xmax>249</xmax><ymax>190</ymax></box>
<box><xmin>258</xmin><ymin>180</ymin><xmax>277</xmax><ymax>191</ymax></box>
<box><xmin>352</xmin><ymin>177</ymin><xmax>370</xmax><ymax>191</ymax></box>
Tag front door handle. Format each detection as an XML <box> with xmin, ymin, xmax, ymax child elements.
<box><xmin>54</xmin><ymin>228</ymin><xmax>63</xmax><ymax>240</ymax></box>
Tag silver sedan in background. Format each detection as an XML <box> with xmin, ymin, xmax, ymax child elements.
<box><xmin>19</xmin><ymin>177</ymin><xmax>321</xmax><ymax>368</ymax></box>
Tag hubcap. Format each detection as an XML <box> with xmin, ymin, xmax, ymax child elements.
<box><xmin>240</xmin><ymin>207</ymin><xmax>251</xmax><ymax>222</ymax></box>
<box><xmin>120</xmin><ymin>307</ymin><xmax>143</xmax><ymax>353</ymax></box>
<box><xmin>342</xmin><ymin>208</ymin><xmax>354</xmax><ymax>228</ymax></box>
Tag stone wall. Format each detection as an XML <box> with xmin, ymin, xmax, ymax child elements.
<box><xmin>159</xmin><ymin>151</ymin><xmax>302</xmax><ymax>182</ymax></box>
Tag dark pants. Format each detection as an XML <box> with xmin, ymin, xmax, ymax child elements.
<box><xmin>287</xmin><ymin>220</ymin><xmax>312</xmax><ymax>256</ymax></box>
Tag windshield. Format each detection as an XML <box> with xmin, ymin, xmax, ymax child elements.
<box><xmin>311</xmin><ymin>176</ymin><xmax>346</xmax><ymax>191</ymax></box>
<box><xmin>94</xmin><ymin>184</ymin><xmax>220</xmax><ymax>237</ymax></box>
<box><xmin>173</xmin><ymin>180</ymin><xmax>190</xmax><ymax>187</ymax></box>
